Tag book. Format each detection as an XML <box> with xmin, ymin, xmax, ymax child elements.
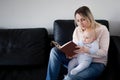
<box><xmin>51</xmin><ymin>41</ymin><xmax>79</xmax><ymax>58</ymax></box>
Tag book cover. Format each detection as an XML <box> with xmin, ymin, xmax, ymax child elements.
<box><xmin>51</xmin><ymin>41</ymin><xmax>79</xmax><ymax>58</ymax></box>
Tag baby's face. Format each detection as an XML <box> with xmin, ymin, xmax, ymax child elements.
<box><xmin>83</xmin><ymin>32</ymin><xmax>94</xmax><ymax>44</ymax></box>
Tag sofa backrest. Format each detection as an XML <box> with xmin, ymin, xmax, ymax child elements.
<box><xmin>53</xmin><ymin>19</ymin><xmax>109</xmax><ymax>45</ymax></box>
<box><xmin>0</xmin><ymin>28</ymin><xmax>49</xmax><ymax>66</ymax></box>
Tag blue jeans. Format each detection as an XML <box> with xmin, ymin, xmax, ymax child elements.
<box><xmin>46</xmin><ymin>47</ymin><xmax>105</xmax><ymax>80</ymax></box>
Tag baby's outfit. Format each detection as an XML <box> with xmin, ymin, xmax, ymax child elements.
<box><xmin>68</xmin><ymin>40</ymin><xmax>99</xmax><ymax>75</ymax></box>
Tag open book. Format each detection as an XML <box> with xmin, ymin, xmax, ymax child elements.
<box><xmin>51</xmin><ymin>41</ymin><xmax>79</xmax><ymax>58</ymax></box>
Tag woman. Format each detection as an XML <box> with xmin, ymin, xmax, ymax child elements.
<box><xmin>46</xmin><ymin>6</ymin><xmax>110</xmax><ymax>80</ymax></box>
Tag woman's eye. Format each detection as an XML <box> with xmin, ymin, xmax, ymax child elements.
<box><xmin>86</xmin><ymin>37</ymin><xmax>89</xmax><ymax>39</ymax></box>
<box><xmin>81</xmin><ymin>18</ymin><xmax>85</xmax><ymax>21</ymax></box>
<box><xmin>76</xmin><ymin>18</ymin><xmax>85</xmax><ymax>23</ymax></box>
<box><xmin>77</xmin><ymin>20</ymin><xmax>80</xmax><ymax>22</ymax></box>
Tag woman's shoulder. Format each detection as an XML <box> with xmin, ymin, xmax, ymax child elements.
<box><xmin>75</xmin><ymin>26</ymin><xmax>81</xmax><ymax>30</ymax></box>
<box><xmin>95</xmin><ymin>23</ymin><xmax>109</xmax><ymax>37</ymax></box>
<box><xmin>96</xmin><ymin>23</ymin><xmax>109</xmax><ymax>31</ymax></box>
<box><xmin>74</xmin><ymin>26</ymin><xmax>82</xmax><ymax>32</ymax></box>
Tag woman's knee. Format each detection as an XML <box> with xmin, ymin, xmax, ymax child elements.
<box><xmin>50</xmin><ymin>47</ymin><xmax>64</xmax><ymax>61</ymax></box>
<box><xmin>50</xmin><ymin>47</ymin><xmax>58</xmax><ymax>58</ymax></box>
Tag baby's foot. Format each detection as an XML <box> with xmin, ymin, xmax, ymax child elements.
<box><xmin>63</xmin><ymin>75</ymin><xmax>70</xmax><ymax>80</ymax></box>
<box><xmin>70</xmin><ymin>69</ymin><xmax>78</xmax><ymax>75</ymax></box>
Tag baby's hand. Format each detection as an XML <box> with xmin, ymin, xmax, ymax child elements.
<box><xmin>72</xmin><ymin>54</ymin><xmax>79</xmax><ymax>58</ymax></box>
<box><xmin>80</xmin><ymin>46</ymin><xmax>89</xmax><ymax>53</ymax></box>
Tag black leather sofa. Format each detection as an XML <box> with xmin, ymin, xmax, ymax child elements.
<box><xmin>0</xmin><ymin>20</ymin><xmax>119</xmax><ymax>80</ymax></box>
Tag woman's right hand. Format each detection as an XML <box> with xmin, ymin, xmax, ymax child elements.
<box><xmin>74</xmin><ymin>45</ymin><xmax>82</xmax><ymax>53</ymax></box>
<box><xmin>71</xmin><ymin>46</ymin><xmax>81</xmax><ymax>58</ymax></box>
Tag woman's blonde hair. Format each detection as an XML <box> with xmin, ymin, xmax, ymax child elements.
<box><xmin>74</xmin><ymin>6</ymin><xmax>99</xmax><ymax>29</ymax></box>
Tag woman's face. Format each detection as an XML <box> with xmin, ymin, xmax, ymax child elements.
<box><xmin>75</xmin><ymin>13</ymin><xmax>91</xmax><ymax>30</ymax></box>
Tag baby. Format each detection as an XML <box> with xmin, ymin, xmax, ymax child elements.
<box><xmin>68</xmin><ymin>29</ymin><xmax>99</xmax><ymax>75</ymax></box>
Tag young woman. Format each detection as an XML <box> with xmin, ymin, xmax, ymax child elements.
<box><xmin>46</xmin><ymin>6</ymin><xmax>110</xmax><ymax>80</ymax></box>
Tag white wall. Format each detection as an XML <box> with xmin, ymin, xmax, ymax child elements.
<box><xmin>0</xmin><ymin>0</ymin><xmax>120</xmax><ymax>36</ymax></box>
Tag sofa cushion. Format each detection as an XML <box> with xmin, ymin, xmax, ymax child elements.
<box><xmin>112</xmin><ymin>36</ymin><xmax>120</xmax><ymax>65</ymax></box>
<box><xmin>0</xmin><ymin>28</ymin><xmax>49</xmax><ymax>66</ymax></box>
<box><xmin>54</xmin><ymin>20</ymin><xmax>75</xmax><ymax>45</ymax></box>
<box><xmin>54</xmin><ymin>19</ymin><xmax>109</xmax><ymax>45</ymax></box>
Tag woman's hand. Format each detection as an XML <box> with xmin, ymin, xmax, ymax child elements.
<box><xmin>74</xmin><ymin>46</ymin><xmax>89</xmax><ymax>54</ymax></box>
<box><xmin>73</xmin><ymin>45</ymin><xmax>81</xmax><ymax>54</ymax></box>
<box><xmin>69</xmin><ymin>45</ymin><xmax>90</xmax><ymax>59</ymax></box>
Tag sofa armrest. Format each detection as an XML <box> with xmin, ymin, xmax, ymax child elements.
<box><xmin>105</xmin><ymin>36</ymin><xmax>120</xmax><ymax>79</ymax></box>
<box><xmin>112</xmin><ymin>36</ymin><xmax>120</xmax><ymax>68</ymax></box>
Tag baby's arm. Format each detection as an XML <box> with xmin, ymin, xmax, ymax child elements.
<box><xmin>89</xmin><ymin>40</ymin><xmax>99</xmax><ymax>54</ymax></box>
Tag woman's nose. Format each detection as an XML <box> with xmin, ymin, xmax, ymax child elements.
<box><xmin>80</xmin><ymin>22</ymin><xmax>83</xmax><ymax>25</ymax></box>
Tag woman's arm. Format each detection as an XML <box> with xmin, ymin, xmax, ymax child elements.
<box><xmin>90</xmin><ymin>26</ymin><xmax>110</xmax><ymax>58</ymax></box>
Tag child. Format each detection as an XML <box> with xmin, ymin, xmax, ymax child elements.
<box><xmin>68</xmin><ymin>29</ymin><xmax>99</xmax><ymax>75</ymax></box>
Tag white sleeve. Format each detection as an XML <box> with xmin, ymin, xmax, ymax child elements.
<box><xmin>89</xmin><ymin>40</ymin><xmax>99</xmax><ymax>54</ymax></box>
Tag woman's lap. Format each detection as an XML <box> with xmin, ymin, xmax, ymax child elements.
<box><xmin>64</xmin><ymin>63</ymin><xmax>105</xmax><ymax>80</ymax></box>
<box><xmin>46</xmin><ymin>47</ymin><xmax>105</xmax><ymax>80</ymax></box>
